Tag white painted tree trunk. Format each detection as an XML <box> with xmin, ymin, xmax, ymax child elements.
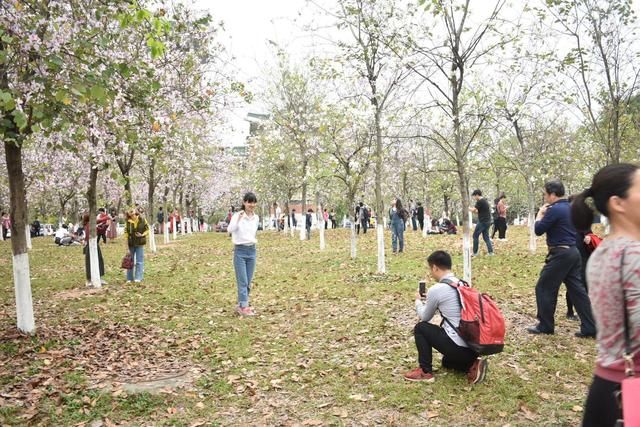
<box><xmin>283</xmin><ymin>214</ymin><xmax>289</xmax><ymax>234</ymax></box>
<box><xmin>376</xmin><ymin>224</ymin><xmax>385</xmax><ymax>274</ymax></box>
<box><xmin>181</xmin><ymin>219</ymin><xmax>186</xmax><ymax>236</ymax></box>
<box><xmin>456</xmin><ymin>213</ymin><xmax>460</xmax><ymax>226</ymax></box>
<box><xmin>290</xmin><ymin>216</ymin><xmax>295</xmax><ymax>237</ymax></box>
<box><xmin>172</xmin><ymin>217</ymin><xmax>177</xmax><ymax>240</ymax></box>
<box><xmin>25</xmin><ymin>227</ymin><xmax>31</xmax><ymax>250</ymax></box>
<box><xmin>149</xmin><ymin>228</ymin><xmax>157</xmax><ymax>253</ymax></box>
<box><xmin>383</xmin><ymin>217</ymin><xmax>387</xmax><ymax>229</ymax></box>
<box><xmin>463</xmin><ymin>211</ymin><xmax>472</xmax><ymax>282</ymax></box>
<box><xmin>343</xmin><ymin>214</ymin><xmax>347</xmax><ymax>228</ymax></box>
<box><xmin>89</xmin><ymin>238</ymin><xmax>101</xmax><ymax>288</ymax></box>
<box><xmin>300</xmin><ymin>218</ymin><xmax>306</xmax><ymax>240</ymax></box>
<box><xmin>13</xmin><ymin>253</ymin><xmax>35</xmax><ymax>333</ymax></box>
<box><xmin>319</xmin><ymin>222</ymin><xmax>325</xmax><ymax>250</ymax></box>
<box><xmin>528</xmin><ymin>211</ymin><xmax>537</xmax><ymax>254</ymax></box>
<box><xmin>423</xmin><ymin>215</ymin><xmax>430</xmax><ymax>238</ymax></box>
<box><xmin>351</xmin><ymin>223</ymin><xmax>357</xmax><ymax>259</ymax></box>
<box><xmin>164</xmin><ymin>221</ymin><xmax>170</xmax><ymax>243</ymax></box>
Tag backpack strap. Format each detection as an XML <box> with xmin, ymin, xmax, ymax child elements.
<box><xmin>438</xmin><ymin>277</ymin><xmax>464</xmax><ymax>336</ymax></box>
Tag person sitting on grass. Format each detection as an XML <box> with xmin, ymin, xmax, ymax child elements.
<box><xmin>404</xmin><ymin>250</ymin><xmax>487</xmax><ymax>384</ymax></box>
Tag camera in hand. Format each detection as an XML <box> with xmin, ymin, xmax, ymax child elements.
<box><xmin>419</xmin><ymin>280</ymin><xmax>426</xmax><ymax>298</ymax></box>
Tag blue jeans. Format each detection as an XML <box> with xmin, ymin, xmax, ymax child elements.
<box><xmin>472</xmin><ymin>221</ymin><xmax>493</xmax><ymax>254</ymax></box>
<box><xmin>233</xmin><ymin>244</ymin><xmax>257</xmax><ymax>308</ymax></box>
<box><xmin>126</xmin><ymin>245</ymin><xmax>144</xmax><ymax>281</ymax></box>
<box><xmin>391</xmin><ymin>221</ymin><xmax>404</xmax><ymax>252</ymax></box>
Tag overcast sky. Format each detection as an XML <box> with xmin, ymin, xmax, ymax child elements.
<box><xmin>195</xmin><ymin>0</ymin><xmax>640</xmax><ymax>146</ymax></box>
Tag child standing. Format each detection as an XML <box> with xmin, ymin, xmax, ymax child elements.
<box><xmin>228</xmin><ymin>192</ymin><xmax>259</xmax><ymax>316</ymax></box>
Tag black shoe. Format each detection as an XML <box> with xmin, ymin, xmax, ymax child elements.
<box><xmin>574</xmin><ymin>331</ymin><xmax>596</xmax><ymax>339</ymax></box>
<box><xmin>527</xmin><ymin>326</ymin><xmax>553</xmax><ymax>335</ymax></box>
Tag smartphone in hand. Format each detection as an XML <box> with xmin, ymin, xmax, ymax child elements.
<box><xmin>419</xmin><ymin>281</ymin><xmax>426</xmax><ymax>298</ymax></box>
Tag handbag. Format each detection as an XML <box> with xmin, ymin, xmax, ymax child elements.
<box><xmin>121</xmin><ymin>252</ymin><xmax>133</xmax><ymax>270</ymax></box>
<box><xmin>618</xmin><ymin>250</ymin><xmax>640</xmax><ymax>426</ymax></box>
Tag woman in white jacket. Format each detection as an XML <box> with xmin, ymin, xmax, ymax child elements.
<box><xmin>227</xmin><ymin>192</ymin><xmax>259</xmax><ymax>316</ymax></box>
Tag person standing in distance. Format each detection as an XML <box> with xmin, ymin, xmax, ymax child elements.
<box><xmin>228</xmin><ymin>192</ymin><xmax>260</xmax><ymax>316</ymax></box>
<box><xmin>527</xmin><ymin>180</ymin><xmax>596</xmax><ymax>337</ymax></box>
<box><xmin>469</xmin><ymin>190</ymin><xmax>494</xmax><ymax>256</ymax></box>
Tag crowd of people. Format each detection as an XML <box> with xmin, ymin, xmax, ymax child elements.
<box><xmin>227</xmin><ymin>164</ymin><xmax>638</xmax><ymax>426</ymax></box>
<box><xmin>2</xmin><ymin>163</ymin><xmax>638</xmax><ymax>425</ymax></box>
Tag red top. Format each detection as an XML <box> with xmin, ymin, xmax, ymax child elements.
<box><xmin>497</xmin><ymin>200</ymin><xmax>507</xmax><ymax>218</ymax></box>
<box><xmin>588</xmin><ymin>237</ymin><xmax>640</xmax><ymax>382</ymax></box>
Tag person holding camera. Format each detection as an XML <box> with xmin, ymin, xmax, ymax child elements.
<box><xmin>404</xmin><ymin>250</ymin><xmax>487</xmax><ymax>384</ymax></box>
<box><xmin>527</xmin><ymin>180</ymin><xmax>596</xmax><ymax>337</ymax></box>
<box><xmin>228</xmin><ymin>192</ymin><xmax>259</xmax><ymax>316</ymax></box>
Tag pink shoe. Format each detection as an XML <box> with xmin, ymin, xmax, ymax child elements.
<box><xmin>236</xmin><ymin>306</ymin><xmax>256</xmax><ymax>317</ymax></box>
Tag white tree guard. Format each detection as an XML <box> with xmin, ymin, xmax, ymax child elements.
<box><xmin>172</xmin><ymin>217</ymin><xmax>177</xmax><ymax>240</ymax></box>
<box><xmin>164</xmin><ymin>221</ymin><xmax>170</xmax><ymax>243</ymax></box>
<box><xmin>13</xmin><ymin>252</ymin><xmax>35</xmax><ymax>333</ymax></box>
<box><xmin>463</xmin><ymin>211</ymin><xmax>472</xmax><ymax>282</ymax></box>
<box><xmin>25</xmin><ymin>227</ymin><xmax>31</xmax><ymax>250</ymax></box>
<box><xmin>89</xmin><ymin>238</ymin><xmax>101</xmax><ymax>288</ymax></box>
<box><xmin>351</xmin><ymin>223</ymin><xmax>357</xmax><ymax>259</ymax></box>
<box><xmin>528</xmin><ymin>211</ymin><xmax>537</xmax><ymax>254</ymax></box>
<box><xmin>150</xmin><ymin>229</ymin><xmax>157</xmax><ymax>253</ymax></box>
<box><xmin>376</xmin><ymin>224</ymin><xmax>386</xmax><ymax>274</ymax></box>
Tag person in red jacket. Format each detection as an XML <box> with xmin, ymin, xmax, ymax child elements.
<box><xmin>96</xmin><ymin>208</ymin><xmax>109</xmax><ymax>244</ymax></box>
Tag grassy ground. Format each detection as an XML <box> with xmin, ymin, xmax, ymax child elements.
<box><xmin>0</xmin><ymin>226</ymin><xmax>596</xmax><ymax>426</ymax></box>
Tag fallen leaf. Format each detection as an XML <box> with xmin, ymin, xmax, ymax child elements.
<box><xmin>572</xmin><ymin>405</ymin><xmax>583</xmax><ymax>412</ymax></box>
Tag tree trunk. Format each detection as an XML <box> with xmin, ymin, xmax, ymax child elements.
<box><xmin>5</xmin><ymin>141</ymin><xmax>35</xmax><ymax>333</ymax></box>
<box><xmin>86</xmin><ymin>165</ymin><xmax>101</xmax><ymax>288</ymax></box>
<box><xmin>526</xmin><ymin>179</ymin><xmax>537</xmax><ymax>254</ymax></box>
<box><xmin>374</xmin><ymin>108</ymin><xmax>385</xmax><ymax>274</ymax></box>
<box><xmin>300</xmin><ymin>158</ymin><xmax>308</xmax><ymax>240</ymax></box>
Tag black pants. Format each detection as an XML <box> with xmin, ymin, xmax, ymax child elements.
<box><xmin>567</xmin><ymin>254</ymin><xmax>589</xmax><ymax>316</ymax></box>
<box><xmin>84</xmin><ymin>243</ymin><xmax>105</xmax><ymax>280</ymax></box>
<box><xmin>418</xmin><ymin>218</ymin><xmax>424</xmax><ymax>230</ymax></box>
<box><xmin>98</xmin><ymin>232</ymin><xmax>107</xmax><ymax>244</ymax></box>
<box><xmin>582</xmin><ymin>375</ymin><xmax>621</xmax><ymax>427</ymax></box>
<box><xmin>361</xmin><ymin>220</ymin><xmax>368</xmax><ymax>234</ymax></box>
<box><xmin>534</xmin><ymin>247</ymin><xmax>596</xmax><ymax>334</ymax></box>
<box><xmin>414</xmin><ymin>322</ymin><xmax>477</xmax><ymax>373</ymax></box>
<box><xmin>355</xmin><ymin>223</ymin><xmax>360</xmax><ymax>234</ymax></box>
<box><xmin>494</xmin><ymin>217</ymin><xmax>507</xmax><ymax>239</ymax></box>
<box><xmin>2</xmin><ymin>227</ymin><xmax>8</xmax><ymax>240</ymax></box>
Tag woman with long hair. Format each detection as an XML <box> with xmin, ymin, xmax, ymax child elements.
<box><xmin>124</xmin><ymin>207</ymin><xmax>149</xmax><ymax>283</ymax></box>
<box><xmin>390</xmin><ymin>198</ymin><xmax>408</xmax><ymax>253</ymax></box>
<box><xmin>571</xmin><ymin>163</ymin><xmax>640</xmax><ymax>426</ymax></box>
<box><xmin>227</xmin><ymin>192</ymin><xmax>260</xmax><ymax>316</ymax></box>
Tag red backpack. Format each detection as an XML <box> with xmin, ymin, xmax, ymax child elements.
<box><xmin>585</xmin><ymin>232</ymin><xmax>602</xmax><ymax>253</ymax></box>
<box><xmin>441</xmin><ymin>278</ymin><xmax>505</xmax><ymax>355</ymax></box>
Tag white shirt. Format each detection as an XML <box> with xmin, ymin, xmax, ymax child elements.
<box><xmin>54</xmin><ymin>228</ymin><xmax>69</xmax><ymax>239</ymax></box>
<box><xmin>227</xmin><ymin>211</ymin><xmax>259</xmax><ymax>245</ymax></box>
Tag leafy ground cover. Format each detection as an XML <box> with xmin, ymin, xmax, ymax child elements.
<box><xmin>0</xmin><ymin>227</ymin><xmax>596</xmax><ymax>426</ymax></box>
